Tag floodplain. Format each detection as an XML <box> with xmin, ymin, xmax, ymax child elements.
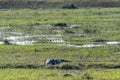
<box><xmin>0</xmin><ymin>8</ymin><xmax>120</xmax><ymax>80</ymax></box>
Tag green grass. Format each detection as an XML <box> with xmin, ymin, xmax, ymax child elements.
<box><xmin>0</xmin><ymin>68</ymin><xmax>120</xmax><ymax>80</ymax></box>
<box><xmin>0</xmin><ymin>7</ymin><xmax>120</xmax><ymax>79</ymax></box>
<box><xmin>0</xmin><ymin>69</ymin><xmax>69</xmax><ymax>80</ymax></box>
<box><xmin>0</xmin><ymin>44</ymin><xmax>119</xmax><ymax>68</ymax></box>
<box><xmin>0</xmin><ymin>8</ymin><xmax>120</xmax><ymax>26</ymax></box>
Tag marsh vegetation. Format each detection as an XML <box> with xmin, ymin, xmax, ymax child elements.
<box><xmin>0</xmin><ymin>7</ymin><xmax>120</xmax><ymax>80</ymax></box>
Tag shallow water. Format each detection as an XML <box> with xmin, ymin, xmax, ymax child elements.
<box><xmin>114</xmin><ymin>52</ymin><xmax>120</xmax><ymax>54</ymax></box>
<box><xmin>70</xmin><ymin>24</ymin><xmax>81</xmax><ymax>28</ymax></box>
<box><xmin>10</xmin><ymin>41</ymin><xmax>37</xmax><ymax>45</ymax></box>
<box><xmin>6</xmin><ymin>36</ymin><xmax>23</xmax><ymax>41</ymax></box>
<box><xmin>47</xmin><ymin>38</ymin><xmax>64</xmax><ymax>43</ymax></box>
<box><xmin>0</xmin><ymin>26</ymin><xmax>11</xmax><ymax>29</ymax></box>
<box><xmin>61</xmin><ymin>41</ymin><xmax>120</xmax><ymax>48</ymax></box>
<box><xmin>0</xmin><ymin>42</ymin><xmax>4</xmax><ymax>44</ymax></box>
<box><xmin>8</xmin><ymin>32</ymin><xmax>23</xmax><ymax>35</ymax></box>
<box><xmin>81</xmin><ymin>44</ymin><xmax>103</xmax><ymax>47</ymax></box>
<box><xmin>106</xmin><ymin>41</ymin><xmax>120</xmax><ymax>45</ymax></box>
<box><xmin>60</xmin><ymin>44</ymin><xmax>103</xmax><ymax>48</ymax></box>
<box><xmin>0</xmin><ymin>26</ymin><xmax>64</xmax><ymax>45</ymax></box>
<box><xmin>0</xmin><ymin>25</ymin><xmax>120</xmax><ymax>46</ymax></box>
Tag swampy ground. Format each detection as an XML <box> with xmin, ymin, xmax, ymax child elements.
<box><xmin>0</xmin><ymin>8</ymin><xmax>120</xmax><ymax>80</ymax></box>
